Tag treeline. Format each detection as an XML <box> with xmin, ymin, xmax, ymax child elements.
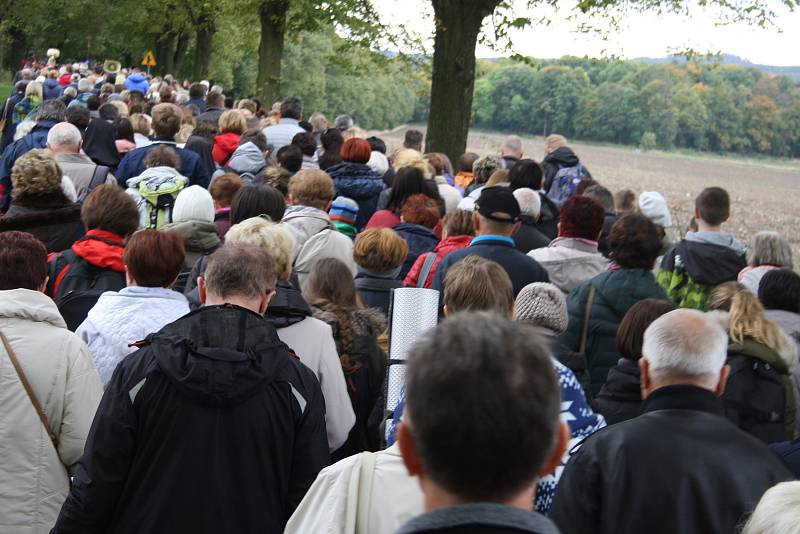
<box><xmin>470</xmin><ymin>58</ymin><xmax>800</xmax><ymax>158</ymax></box>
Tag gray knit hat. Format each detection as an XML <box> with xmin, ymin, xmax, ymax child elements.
<box><xmin>513</xmin><ymin>282</ymin><xmax>569</xmax><ymax>334</ymax></box>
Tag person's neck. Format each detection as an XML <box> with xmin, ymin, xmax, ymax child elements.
<box><xmin>52</xmin><ymin>148</ymin><xmax>80</xmax><ymax>157</ymax></box>
<box><xmin>477</xmin><ymin>230</ymin><xmax>513</xmax><ymax>238</ymax></box>
<box><xmin>422</xmin><ymin>479</ymin><xmax>535</xmax><ymax>513</ymax></box>
<box><xmin>204</xmin><ymin>295</ymin><xmax>262</xmax><ymax>314</ymax></box>
<box><xmin>696</xmin><ymin>219</ymin><xmax>722</xmax><ymax>233</ymax></box>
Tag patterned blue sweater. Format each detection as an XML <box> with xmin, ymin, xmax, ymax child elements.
<box><xmin>386</xmin><ymin>358</ymin><xmax>605</xmax><ymax>515</ymax></box>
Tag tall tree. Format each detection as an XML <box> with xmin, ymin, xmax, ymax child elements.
<box><xmin>257</xmin><ymin>0</ymin><xmax>289</xmax><ymax>105</ymax></box>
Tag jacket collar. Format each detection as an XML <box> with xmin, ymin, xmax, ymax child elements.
<box><xmin>397</xmin><ymin>503</ymin><xmax>559</xmax><ymax>534</ymax></box>
<box><xmin>549</xmin><ymin>237</ymin><xmax>599</xmax><ymax>253</ymax></box>
<box><xmin>470</xmin><ymin>234</ymin><xmax>515</xmax><ymax>247</ymax></box>
<box><xmin>641</xmin><ymin>384</ymin><xmax>724</xmax><ymax>416</ymax></box>
<box><xmin>0</xmin><ymin>288</ymin><xmax>67</xmax><ymax>329</ymax></box>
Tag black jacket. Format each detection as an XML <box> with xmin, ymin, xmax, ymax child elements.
<box><xmin>265</xmin><ymin>280</ymin><xmax>312</xmax><ymax>329</ymax></box>
<box><xmin>591</xmin><ymin>358</ymin><xmax>642</xmax><ymax>424</ymax></box>
<box><xmin>355</xmin><ymin>273</ymin><xmax>403</xmax><ymax>319</ymax></box>
<box><xmin>431</xmin><ymin>236</ymin><xmax>550</xmax><ymax>302</ymax></box>
<box><xmin>52</xmin><ymin>305</ymin><xmax>329</xmax><ymax>534</ymax></box>
<box><xmin>551</xmin><ymin>385</ymin><xmax>793</xmax><ymax>534</ymax></box>
<box><xmin>536</xmin><ymin>192</ymin><xmax>560</xmax><ymax>240</ymax></box>
<box><xmin>394</xmin><ymin>223</ymin><xmax>439</xmax><ymax>279</ymax></box>
<box><xmin>513</xmin><ymin>214</ymin><xmax>551</xmax><ymax>253</ymax></box>
<box><xmin>0</xmin><ymin>196</ymin><xmax>83</xmax><ymax>252</ymax></box>
<box><xmin>542</xmin><ymin>146</ymin><xmax>582</xmax><ymax>193</ymax></box>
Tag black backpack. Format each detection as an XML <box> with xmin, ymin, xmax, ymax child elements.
<box><xmin>723</xmin><ymin>351</ymin><xmax>793</xmax><ymax>444</ymax></box>
<box><xmin>48</xmin><ymin>247</ymin><xmax>126</xmax><ymax>331</ymax></box>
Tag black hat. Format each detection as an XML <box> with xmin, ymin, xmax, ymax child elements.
<box><xmin>475</xmin><ymin>186</ymin><xmax>520</xmax><ymax>223</ymax></box>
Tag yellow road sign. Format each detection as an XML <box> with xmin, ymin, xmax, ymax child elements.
<box><xmin>141</xmin><ymin>51</ymin><xmax>157</xmax><ymax>67</ymax></box>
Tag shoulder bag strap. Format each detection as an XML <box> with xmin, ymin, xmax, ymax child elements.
<box><xmin>77</xmin><ymin>165</ymin><xmax>109</xmax><ymax>203</ymax></box>
<box><xmin>354</xmin><ymin>451</ymin><xmax>377</xmax><ymax>534</ymax></box>
<box><xmin>578</xmin><ymin>285</ymin><xmax>597</xmax><ymax>354</ymax></box>
<box><xmin>416</xmin><ymin>252</ymin><xmax>438</xmax><ymax>288</ymax></box>
<box><xmin>0</xmin><ymin>330</ymin><xmax>60</xmax><ymax>450</ymax></box>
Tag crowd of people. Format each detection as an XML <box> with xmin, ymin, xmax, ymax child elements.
<box><xmin>1</xmin><ymin>58</ymin><xmax>800</xmax><ymax>534</ymax></box>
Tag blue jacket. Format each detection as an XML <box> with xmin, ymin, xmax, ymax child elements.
<box><xmin>183</xmin><ymin>98</ymin><xmax>206</xmax><ymax>113</ymax></box>
<box><xmin>394</xmin><ymin>223</ymin><xmax>439</xmax><ymax>279</ymax></box>
<box><xmin>115</xmin><ymin>140</ymin><xmax>210</xmax><ymax>189</ymax></box>
<box><xmin>124</xmin><ymin>74</ymin><xmax>149</xmax><ymax>94</ymax></box>
<box><xmin>0</xmin><ymin>120</ymin><xmax>58</xmax><ymax>212</ymax></box>
<box><xmin>431</xmin><ymin>235</ymin><xmax>550</xmax><ymax>303</ymax></box>
<box><xmin>43</xmin><ymin>78</ymin><xmax>63</xmax><ymax>100</ymax></box>
<box><xmin>327</xmin><ymin>162</ymin><xmax>385</xmax><ymax>229</ymax></box>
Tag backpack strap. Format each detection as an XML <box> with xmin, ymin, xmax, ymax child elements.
<box><xmin>0</xmin><ymin>330</ymin><xmax>62</xmax><ymax>460</ymax></box>
<box><xmin>78</xmin><ymin>165</ymin><xmax>110</xmax><ymax>202</ymax></box>
<box><xmin>416</xmin><ymin>252</ymin><xmax>438</xmax><ymax>288</ymax></box>
<box><xmin>355</xmin><ymin>451</ymin><xmax>378</xmax><ymax>534</ymax></box>
<box><xmin>579</xmin><ymin>285</ymin><xmax>597</xmax><ymax>354</ymax></box>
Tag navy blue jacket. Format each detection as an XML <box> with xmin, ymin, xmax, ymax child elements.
<box><xmin>43</xmin><ymin>78</ymin><xmax>64</xmax><ymax>100</ymax></box>
<box><xmin>0</xmin><ymin>120</ymin><xmax>58</xmax><ymax>212</ymax></box>
<box><xmin>394</xmin><ymin>223</ymin><xmax>439</xmax><ymax>279</ymax></box>
<box><xmin>431</xmin><ymin>235</ymin><xmax>550</xmax><ymax>303</ymax></box>
<box><xmin>184</xmin><ymin>98</ymin><xmax>206</xmax><ymax>113</ymax></box>
<box><xmin>115</xmin><ymin>139</ymin><xmax>210</xmax><ymax>189</ymax></box>
<box><xmin>327</xmin><ymin>162</ymin><xmax>385</xmax><ymax>229</ymax></box>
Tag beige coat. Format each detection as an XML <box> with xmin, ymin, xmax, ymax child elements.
<box><xmin>0</xmin><ymin>289</ymin><xmax>103</xmax><ymax>534</ymax></box>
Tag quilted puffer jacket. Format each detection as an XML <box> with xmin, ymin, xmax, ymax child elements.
<box><xmin>326</xmin><ymin>162</ymin><xmax>385</xmax><ymax>229</ymax></box>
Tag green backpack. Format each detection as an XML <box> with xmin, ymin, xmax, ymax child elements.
<box><xmin>135</xmin><ymin>173</ymin><xmax>187</xmax><ymax>229</ymax></box>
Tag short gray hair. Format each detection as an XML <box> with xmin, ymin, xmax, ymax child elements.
<box><xmin>513</xmin><ymin>188</ymin><xmax>541</xmax><ymax>220</ymax></box>
<box><xmin>335</xmin><ymin>114</ymin><xmax>353</xmax><ymax>130</ymax></box>
<box><xmin>642</xmin><ymin>309</ymin><xmax>728</xmax><ymax>380</ymax></box>
<box><xmin>225</xmin><ymin>217</ymin><xmax>296</xmax><ymax>281</ymax></box>
<box><xmin>63</xmin><ymin>86</ymin><xmax>77</xmax><ymax>98</ymax></box>
<box><xmin>203</xmin><ymin>244</ymin><xmax>277</xmax><ymax>300</ymax></box>
<box><xmin>502</xmin><ymin>135</ymin><xmax>523</xmax><ymax>155</ymax></box>
<box><xmin>77</xmin><ymin>78</ymin><xmax>94</xmax><ymax>92</ymax></box>
<box><xmin>748</xmin><ymin>231</ymin><xmax>793</xmax><ymax>269</ymax></box>
<box><xmin>47</xmin><ymin>122</ymin><xmax>82</xmax><ymax>149</ymax></box>
<box><xmin>37</xmin><ymin>100</ymin><xmax>67</xmax><ymax>123</ymax></box>
<box><xmin>742</xmin><ymin>481</ymin><xmax>800</xmax><ymax>534</ymax></box>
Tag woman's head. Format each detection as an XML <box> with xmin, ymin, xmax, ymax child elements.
<box><xmin>508</xmin><ymin>159</ymin><xmax>544</xmax><ymax>191</ymax></box>
<box><xmin>225</xmin><ymin>217</ymin><xmax>296</xmax><ymax>281</ymax></box>
<box><xmin>81</xmin><ymin>184</ymin><xmax>140</xmax><ymax>237</ymax></box>
<box><xmin>10</xmin><ymin>149</ymin><xmax>62</xmax><ymax>200</ymax></box>
<box><xmin>340</xmin><ymin>138</ymin><xmax>372</xmax><ymax>164</ymax></box>
<box><xmin>559</xmin><ymin>195</ymin><xmax>605</xmax><ymax>241</ymax></box>
<box><xmin>129</xmin><ymin>113</ymin><xmax>152</xmax><ymax>137</ymax></box>
<box><xmin>353</xmin><ymin>228</ymin><xmax>408</xmax><ymax>273</ymax></box>
<box><xmin>758</xmin><ymin>269</ymin><xmax>800</xmax><ymax>314</ymax></box>
<box><xmin>218</xmin><ymin>110</ymin><xmax>247</xmax><ymax>135</ymax></box>
<box><xmin>230</xmin><ymin>184</ymin><xmax>286</xmax><ymax>225</ymax></box>
<box><xmin>401</xmin><ymin>194</ymin><xmax>440</xmax><ymax>229</ymax></box>
<box><xmin>124</xmin><ymin>230</ymin><xmax>185</xmax><ymax>287</ymax></box>
<box><xmin>25</xmin><ymin>81</ymin><xmax>43</xmax><ymax>100</ymax></box>
<box><xmin>303</xmin><ymin>257</ymin><xmax>358</xmax><ymax>309</ymax></box>
<box><xmin>709</xmin><ymin>281</ymin><xmax>786</xmax><ymax>351</ymax></box>
<box><xmin>393</xmin><ymin>149</ymin><xmax>431</xmax><ymax>178</ymax></box>
<box><xmin>608</xmin><ymin>214</ymin><xmax>662</xmax><ymax>270</ymax></box>
<box><xmin>473</xmin><ymin>155</ymin><xmax>504</xmax><ymax>185</ymax></box>
<box><xmin>747</xmin><ymin>231</ymin><xmax>793</xmax><ymax>269</ymax></box>
<box><xmin>385</xmin><ymin>166</ymin><xmax>428</xmax><ymax>212</ymax></box>
<box><xmin>113</xmin><ymin>117</ymin><xmax>135</xmax><ymax>143</ymax></box>
<box><xmin>209</xmin><ymin>173</ymin><xmax>244</xmax><ymax>210</ymax></box>
<box><xmin>0</xmin><ymin>231</ymin><xmax>47</xmax><ymax>291</ymax></box>
<box><xmin>442</xmin><ymin>210</ymin><xmax>475</xmax><ymax>239</ymax></box>
<box><xmin>616</xmin><ymin>299</ymin><xmax>677</xmax><ymax>361</ymax></box>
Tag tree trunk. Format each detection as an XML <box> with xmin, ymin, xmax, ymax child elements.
<box><xmin>425</xmin><ymin>0</ymin><xmax>499</xmax><ymax>164</ymax></box>
<box><xmin>155</xmin><ymin>32</ymin><xmax>177</xmax><ymax>75</ymax></box>
<box><xmin>193</xmin><ymin>14</ymin><xmax>215</xmax><ymax>81</ymax></box>
<box><xmin>173</xmin><ymin>31</ymin><xmax>191</xmax><ymax>76</ymax></box>
<box><xmin>1</xmin><ymin>23</ymin><xmax>26</xmax><ymax>72</ymax></box>
<box><xmin>257</xmin><ymin>0</ymin><xmax>289</xmax><ymax>105</ymax></box>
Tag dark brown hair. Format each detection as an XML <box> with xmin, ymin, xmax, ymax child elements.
<box><xmin>616</xmin><ymin>298</ymin><xmax>676</xmax><ymax>360</ymax></box>
<box><xmin>443</xmin><ymin>210</ymin><xmax>475</xmax><ymax>238</ymax></box>
<box><xmin>144</xmin><ymin>145</ymin><xmax>181</xmax><ymax>169</ymax></box>
<box><xmin>695</xmin><ymin>186</ymin><xmax>730</xmax><ymax>226</ymax></box>
<box><xmin>0</xmin><ymin>231</ymin><xmax>47</xmax><ymax>290</ymax></box>
<box><xmin>125</xmin><ymin>230</ymin><xmax>185</xmax><ymax>287</ymax></box>
<box><xmin>81</xmin><ymin>184</ymin><xmax>140</xmax><ymax>237</ymax></box>
<box><xmin>209</xmin><ymin>173</ymin><xmax>244</xmax><ymax>208</ymax></box>
<box><xmin>608</xmin><ymin>213</ymin><xmax>662</xmax><ymax>270</ymax></box>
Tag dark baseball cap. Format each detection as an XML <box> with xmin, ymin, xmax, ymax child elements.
<box><xmin>475</xmin><ymin>186</ymin><xmax>520</xmax><ymax>223</ymax></box>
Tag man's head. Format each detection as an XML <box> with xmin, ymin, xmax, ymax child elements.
<box><xmin>209</xmin><ymin>173</ymin><xmax>244</xmax><ymax>210</ymax></box>
<box><xmin>225</xmin><ymin>217</ymin><xmax>296</xmax><ymax>282</ymax></box>
<box><xmin>0</xmin><ymin>231</ymin><xmax>48</xmax><ymax>291</ymax></box>
<box><xmin>150</xmin><ymin>103</ymin><xmax>183</xmax><ymax>139</ymax></box>
<box><xmin>398</xmin><ymin>312</ymin><xmax>567</xmax><ymax>505</ymax></box>
<box><xmin>198</xmin><ymin>244</ymin><xmax>277</xmax><ymax>314</ymax></box>
<box><xmin>81</xmin><ymin>184</ymin><xmax>140</xmax><ymax>237</ymax></box>
<box><xmin>472</xmin><ymin>186</ymin><xmax>521</xmax><ymax>237</ymax></box>
<box><xmin>614</xmin><ymin>189</ymin><xmax>637</xmax><ymax>215</ymax></box>
<box><xmin>758</xmin><ymin>269</ymin><xmax>800</xmax><ymax>314</ymax></box>
<box><xmin>206</xmin><ymin>91</ymin><xmax>224</xmax><ymax>109</ymax></box>
<box><xmin>508</xmin><ymin>159</ymin><xmax>544</xmax><ymax>191</ymax></box>
<box><xmin>280</xmin><ymin>96</ymin><xmax>303</xmax><ymax>120</ymax></box>
<box><xmin>37</xmin><ymin>99</ymin><xmax>67</xmax><ymax>123</ymax></box>
<box><xmin>77</xmin><ymin>78</ymin><xmax>94</xmax><ymax>93</ymax></box>
<box><xmin>188</xmin><ymin>82</ymin><xmax>206</xmax><ymax>101</ymax></box>
<box><xmin>334</xmin><ymin>114</ymin><xmax>353</xmax><ymax>131</ymax></box>
<box><xmin>444</xmin><ymin>256</ymin><xmax>514</xmax><ymax>317</ymax></box>
<box><xmin>694</xmin><ymin>186</ymin><xmax>730</xmax><ymax>228</ymax></box>
<box><xmin>291</xmin><ymin>131</ymin><xmax>317</xmax><ymax>157</ymax></box>
<box><xmin>458</xmin><ymin>152</ymin><xmax>479</xmax><ymax>174</ymax></box>
<box><xmin>403</xmin><ymin>129</ymin><xmax>423</xmax><ymax>151</ymax></box>
<box><xmin>501</xmin><ymin>135</ymin><xmax>523</xmax><ymax>159</ymax></box>
<box><xmin>46</xmin><ymin>122</ymin><xmax>82</xmax><ymax>155</ymax></box>
<box><xmin>276</xmin><ymin>145</ymin><xmax>303</xmax><ymax>173</ymax></box>
<box><xmin>512</xmin><ymin>188</ymin><xmax>541</xmax><ymax>221</ymax></box>
<box><xmin>583</xmin><ymin>184</ymin><xmax>614</xmax><ymax>213</ymax></box>
<box><xmin>287</xmin><ymin>169</ymin><xmax>335</xmax><ymax>210</ymax></box>
<box><xmin>98</xmin><ymin>103</ymin><xmax>119</xmax><ymax>122</ymax></box>
<box><xmin>640</xmin><ymin>309</ymin><xmax>730</xmax><ymax>396</ymax></box>
<box><xmin>544</xmin><ymin>134</ymin><xmax>566</xmax><ymax>156</ymax></box>
<box><xmin>239</xmin><ymin>128</ymin><xmax>269</xmax><ymax>154</ymax></box>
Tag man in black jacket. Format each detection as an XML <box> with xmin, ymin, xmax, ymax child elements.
<box><xmin>52</xmin><ymin>244</ymin><xmax>329</xmax><ymax>534</ymax></box>
<box><xmin>550</xmin><ymin>309</ymin><xmax>792</xmax><ymax>534</ymax></box>
<box><xmin>542</xmin><ymin>134</ymin><xmax>590</xmax><ymax>194</ymax></box>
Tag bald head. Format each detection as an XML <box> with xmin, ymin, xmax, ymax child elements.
<box><xmin>47</xmin><ymin>122</ymin><xmax>83</xmax><ymax>155</ymax></box>
<box><xmin>641</xmin><ymin>309</ymin><xmax>729</xmax><ymax>394</ymax></box>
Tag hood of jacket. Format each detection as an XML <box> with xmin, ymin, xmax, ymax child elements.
<box><xmin>265</xmin><ymin>281</ymin><xmax>312</xmax><ymax>329</ymax></box>
<box><xmin>162</xmin><ymin>220</ymin><xmax>221</xmax><ymax>252</ymax></box>
<box><xmin>590</xmin><ymin>269</ymin><xmax>668</xmax><ymax>318</ymax></box>
<box><xmin>227</xmin><ymin>142</ymin><xmax>267</xmax><ymax>175</ymax></box>
<box><xmin>214</xmin><ymin>132</ymin><xmax>240</xmax><ymax>158</ymax></box>
<box><xmin>544</xmin><ymin>146</ymin><xmax>579</xmax><ymax>168</ymax></box>
<box><xmin>126</xmin><ymin>165</ymin><xmax>188</xmax><ymax>189</ymax></box>
<box><xmin>327</xmin><ymin>162</ymin><xmax>385</xmax><ymax>200</ymax></box>
<box><xmin>394</xmin><ymin>222</ymin><xmax>438</xmax><ymax>240</ymax></box>
<box><xmin>766</xmin><ymin>310</ymin><xmax>800</xmax><ymax>341</ymax></box>
<box><xmin>282</xmin><ymin>205</ymin><xmax>332</xmax><ymax>248</ymax></box>
<box><xmin>311</xmin><ymin>305</ymin><xmax>387</xmax><ymax>340</ymax></box>
<box><xmin>0</xmin><ymin>288</ymin><xmax>67</xmax><ymax>328</ymax></box>
<box><xmin>673</xmin><ymin>239</ymin><xmax>746</xmax><ymax>286</ymax></box>
<box><xmin>685</xmin><ymin>231</ymin><xmax>746</xmax><ymax>256</ymax></box>
<box><xmin>146</xmin><ymin>304</ymin><xmax>290</xmax><ymax>406</ymax></box>
<box><xmin>71</xmin><ymin>229</ymin><xmax>126</xmax><ymax>271</ymax></box>
<box><xmin>434</xmin><ymin>235</ymin><xmax>473</xmax><ymax>256</ymax></box>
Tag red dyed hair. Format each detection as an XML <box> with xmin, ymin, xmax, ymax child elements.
<box><xmin>559</xmin><ymin>195</ymin><xmax>605</xmax><ymax>241</ymax></box>
<box><xmin>0</xmin><ymin>231</ymin><xmax>47</xmax><ymax>290</ymax></box>
<box><xmin>340</xmin><ymin>138</ymin><xmax>372</xmax><ymax>164</ymax></box>
<box><xmin>401</xmin><ymin>194</ymin><xmax>440</xmax><ymax>229</ymax></box>
<box><xmin>125</xmin><ymin>230</ymin><xmax>186</xmax><ymax>288</ymax></box>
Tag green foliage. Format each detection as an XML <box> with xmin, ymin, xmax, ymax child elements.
<box><xmin>640</xmin><ymin>132</ymin><xmax>657</xmax><ymax>151</ymax></box>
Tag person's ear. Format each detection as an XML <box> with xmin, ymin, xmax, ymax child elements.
<box><xmin>596</xmin><ymin>229</ymin><xmax>603</xmax><ymax>241</ymax></box>
<box><xmin>511</xmin><ymin>220</ymin><xmax>522</xmax><ymax>234</ymax></box>
<box><xmin>639</xmin><ymin>358</ymin><xmax>652</xmax><ymax>398</ymax></box>
<box><xmin>397</xmin><ymin>422</ymin><xmax>424</xmax><ymax>477</ymax></box>
<box><xmin>125</xmin><ymin>269</ymin><xmax>134</xmax><ymax>286</ymax></box>
<box><xmin>443</xmin><ymin>304</ymin><xmax>450</xmax><ymax>318</ymax></box>
<box><xmin>694</xmin><ymin>207</ymin><xmax>701</xmax><ymax>221</ymax></box>
<box><xmin>39</xmin><ymin>276</ymin><xmax>49</xmax><ymax>294</ymax></box>
<box><xmin>471</xmin><ymin>211</ymin><xmax>481</xmax><ymax>232</ymax></box>
<box><xmin>539</xmin><ymin>421</ymin><xmax>569</xmax><ymax>477</ymax></box>
<box><xmin>198</xmin><ymin>277</ymin><xmax>207</xmax><ymax>304</ymax></box>
<box><xmin>259</xmin><ymin>290</ymin><xmax>275</xmax><ymax>315</ymax></box>
<box><xmin>714</xmin><ymin>364</ymin><xmax>731</xmax><ymax>397</ymax></box>
<box><xmin>325</xmin><ymin>200</ymin><xmax>333</xmax><ymax>212</ymax></box>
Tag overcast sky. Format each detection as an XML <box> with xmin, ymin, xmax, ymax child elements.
<box><xmin>374</xmin><ymin>0</ymin><xmax>800</xmax><ymax>66</ymax></box>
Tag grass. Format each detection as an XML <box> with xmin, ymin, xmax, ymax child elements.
<box><xmin>0</xmin><ymin>84</ymin><xmax>10</xmax><ymax>102</ymax></box>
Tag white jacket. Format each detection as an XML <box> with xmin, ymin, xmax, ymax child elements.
<box><xmin>528</xmin><ymin>237</ymin><xmax>609</xmax><ymax>294</ymax></box>
<box><xmin>77</xmin><ymin>286</ymin><xmax>190</xmax><ymax>385</ymax></box>
<box><xmin>277</xmin><ymin>316</ymin><xmax>356</xmax><ymax>452</ymax></box>
<box><xmin>0</xmin><ymin>289</ymin><xmax>103</xmax><ymax>534</ymax></box>
<box><xmin>285</xmin><ymin>443</ymin><xmax>423</xmax><ymax>534</ymax></box>
<box><xmin>434</xmin><ymin>176</ymin><xmax>463</xmax><ymax>213</ymax></box>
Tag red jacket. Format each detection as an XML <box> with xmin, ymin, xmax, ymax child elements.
<box><xmin>403</xmin><ymin>234</ymin><xmax>473</xmax><ymax>289</ymax></box>
<box><xmin>212</xmin><ymin>132</ymin><xmax>241</xmax><ymax>166</ymax></box>
<box><xmin>47</xmin><ymin>230</ymin><xmax>126</xmax><ymax>298</ymax></box>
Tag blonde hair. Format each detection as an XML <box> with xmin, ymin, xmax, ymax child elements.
<box><xmin>708</xmin><ymin>282</ymin><xmax>787</xmax><ymax>352</ymax></box>
<box><xmin>545</xmin><ymin>134</ymin><xmax>567</xmax><ymax>150</ymax></box>
<box><xmin>353</xmin><ymin>228</ymin><xmax>408</xmax><ymax>272</ymax></box>
<box><xmin>25</xmin><ymin>81</ymin><xmax>43</xmax><ymax>100</ymax></box>
<box><xmin>219</xmin><ymin>109</ymin><xmax>247</xmax><ymax>135</ymax></box>
<box><xmin>309</xmin><ymin>112</ymin><xmax>328</xmax><ymax>132</ymax></box>
<box><xmin>486</xmin><ymin>169</ymin><xmax>509</xmax><ymax>187</ymax></box>
<box><xmin>175</xmin><ymin>123</ymin><xmax>194</xmax><ymax>144</ymax></box>
<box><xmin>110</xmin><ymin>100</ymin><xmax>129</xmax><ymax>118</ymax></box>
<box><xmin>11</xmin><ymin>149</ymin><xmax>62</xmax><ymax>196</ymax></box>
<box><xmin>444</xmin><ymin>255</ymin><xmax>514</xmax><ymax>316</ymax></box>
<box><xmin>225</xmin><ymin>217</ymin><xmax>296</xmax><ymax>280</ymax></box>
<box><xmin>393</xmin><ymin>148</ymin><xmax>432</xmax><ymax>179</ymax></box>
<box><xmin>288</xmin><ymin>169</ymin><xmax>335</xmax><ymax>209</ymax></box>
<box><xmin>742</xmin><ymin>481</ymin><xmax>800</xmax><ymax>534</ymax></box>
<box><xmin>236</xmin><ymin>99</ymin><xmax>257</xmax><ymax>114</ymax></box>
<box><xmin>130</xmin><ymin>113</ymin><xmax>152</xmax><ymax>136</ymax></box>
